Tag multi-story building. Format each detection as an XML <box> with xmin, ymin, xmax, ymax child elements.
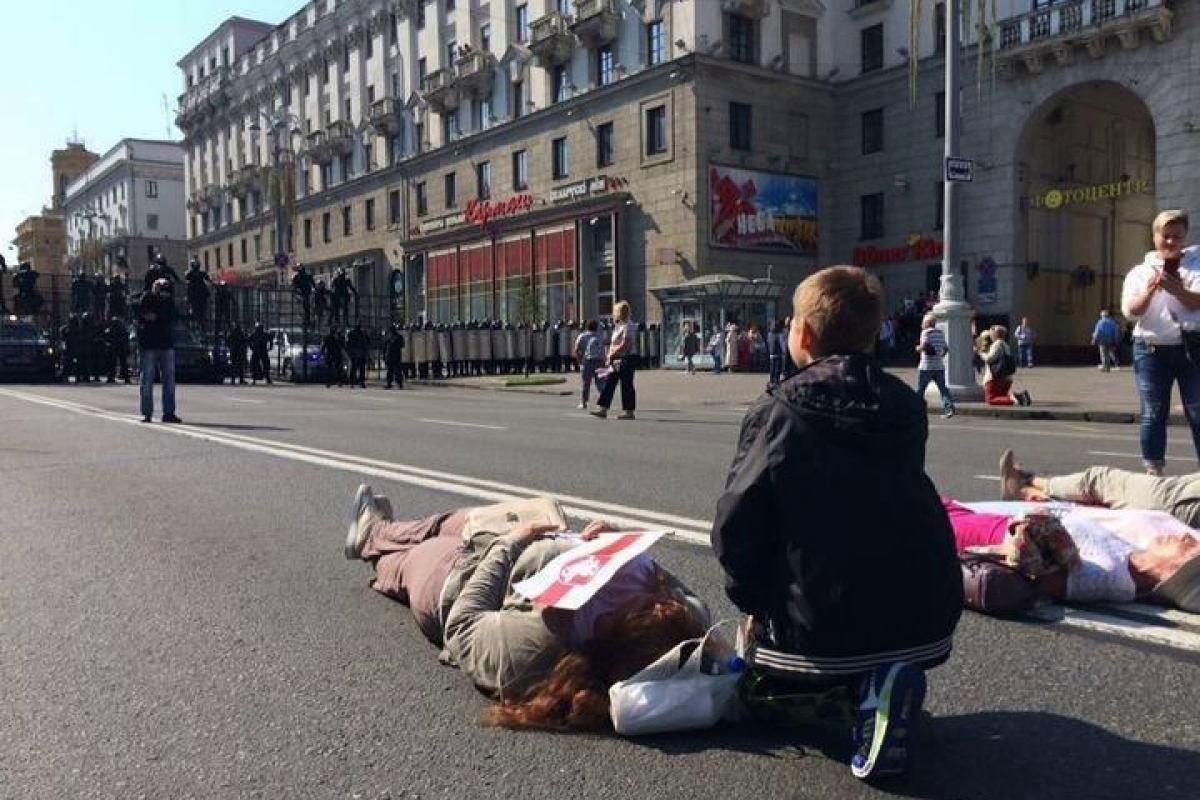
<box><xmin>177</xmin><ymin>0</ymin><xmax>1198</xmax><ymax>361</ymax></box>
<box><xmin>12</xmin><ymin>142</ymin><xmax>99</xmax><ymax>280</ymax></box>
<box><xmin>62</xmin><ymin>139</ymin><xmax>187</xmax><ymax>279</ymax></box>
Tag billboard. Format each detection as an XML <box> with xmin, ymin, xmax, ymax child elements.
<box><xmin>709</xmin><ymin>164</ymin><xmax>819</xmax><ymax>254</ymax></box>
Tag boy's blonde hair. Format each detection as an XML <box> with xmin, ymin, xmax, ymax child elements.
<box><xmin>792</xmin><ymin>266</ymin><xmax>882</xmax><ymax>356</ymax></box>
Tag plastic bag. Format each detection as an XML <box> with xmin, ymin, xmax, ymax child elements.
<box><xmin>609</xmin><ymin>621</ymin><xmax>741</xmax><ymax>736</ymax></box>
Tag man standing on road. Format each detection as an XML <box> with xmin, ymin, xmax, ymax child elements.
<box><xmin>346</xmin><ymin>322</ymin><xmax>370</xmax><ymax>388</ymax></box>
<box><xmin>248</xmin><ymin>322</ymin><xmax>273</xmax><ymax>385</ymax></box>
<box><xmin>1092</xmin><ymin>309</ymin><xmax>1121</xmax><ymax>372</ymax></box>
<box><xmin>384</xmin><ymin>322</ymin><xmax>405</xmax><ymax>389</ymax></box>
<box><xmin>137</xmin><ymin>279</ymin><xmax>181</xmax><ymax>423</ymax></box>
<box><xmin>1014</xmin><ymin>316</ymin><xmax>1036</xmax><ymax>368</ymax></box>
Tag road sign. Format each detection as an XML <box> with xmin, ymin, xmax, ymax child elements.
<box><xmin>946</xmin><ymin>157</ymin><xmax>974</xmax><ymax>183</ymax></box>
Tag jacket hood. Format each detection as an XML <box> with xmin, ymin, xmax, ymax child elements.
<box><xmin>768</xmin><ymin>354</ymin><xmax>928</xmax><ymax>455</ymax></box>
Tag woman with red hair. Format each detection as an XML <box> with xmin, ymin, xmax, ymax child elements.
<box><xmin>344</xmin><ymin>486</ymin><xmax>711</xmax><ymax>730</ymax></box>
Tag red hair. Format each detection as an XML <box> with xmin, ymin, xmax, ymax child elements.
<box><xmin>483</xmin><ymin>594</ymin><xmax>706</xmax><ymax>731</ymax></box>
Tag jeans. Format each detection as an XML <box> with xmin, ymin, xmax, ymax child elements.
<box><xmin>768</xmin><ymin>355</ymin><xmax>783</xmax><ymax>386</ymax></box>
<box><xmin>580</xmin><ymin>358</ymin><xmax>605</xmax><ymax>403</ymax></box>
<box><xmin>711</xmin><ymin>351</ymin><xmax>723</xmax><ymax>374</ymax></box>
<box><xmin>1132</xmin><ymin>340</ymin><xmax>1200</xmax><ymax>470</ymax></box>
<box><xmin>916</xmin><ymin>369</ymin><xmax>955</xmax><ymax>411</ymax></box>
<box><xmin>139</xmin><ymin>348</ymin><xmax>176</xmax><ymax>419</ymax></box>
<box><xmin>1097</xmin><ymin>343</ymin><xmax>1118</xmax><ymax>369</ymax></box>
<box><xmin>1018</xmin><ymin>343</ymin><xmax>1034</xmax><ymax>367</ymax></box>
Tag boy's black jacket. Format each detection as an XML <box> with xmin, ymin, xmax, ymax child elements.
<box><xmin>711</xmin><ymin>353</ymin><xmax>963</xmax><ymax>657</ymax></box>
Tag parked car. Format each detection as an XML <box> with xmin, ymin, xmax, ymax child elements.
<box><xmin>278</xmin><ymin>329</ymin><xmax>328</xmax><ymax>382</ymax></box>
<box><xmin>134</xmin><ymin>323</ymin><xmax>227</xmax><ymax>383</ymax></box>
<box><xmin>0</xmin><ymin>318</ymin><xmax>56</xmax><ymax>382</ymax></box>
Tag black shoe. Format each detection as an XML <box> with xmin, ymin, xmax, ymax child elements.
<box><xmin>162</xmin><ymin>414</ymin><xmax>183</xmax><ymax>424</ymax></box>
<box><xmin>141</xmin><ymin>415</ymin><xmax>152</xmax><ymax>423</ymax></box>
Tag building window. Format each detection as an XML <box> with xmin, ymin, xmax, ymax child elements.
<box><xmin>147</xmin><ymin>213</ymin><xmax>159</xmax><ymax>231</ymax></box>
<box><xmin>861</xmin><ymin>108</ymin><xmax>884</xmax><ymax>155</ymax></box>
<box><xmin>447</xmin><ymin>0</ymin><xmax>455</xmax><ymax>10</ymax></box>
<box><xmin>644</xmin><ymin>105</ymin><xmax>667</xmax><ymax>155</ymax></box>
<box><xmin>304</xmin><ymin>218</ymin><xmax>313</xmax><ymax>248</ymax></box>
<box><xmin>480</xmin><ymin>23</ymin><xmax>491</xmax><ymax>50</ymax></box>
<box><xmin>415</xmin><ymin>122</ymin><xmax>426</xmax><ymax>153</ymax></box>
<box><xmin>417</xmin><ymin>0</ymin><xmax>426</xmax><ymax>29</ymax></box>
<box><xmin>512</xmin><ymin>149</ymin><xmax>528</xmax><ymax>190</ymax></box>
<box><xmin>366</xmin><ymin>35</ymin><xmax>374</xmax><ymax>60</ymax></box>
<box><xmin>647</xmin><ymin>20</ymin><xmax>666</xmax><ymax>65</ymax></box>
<box><xmin>418</xmin><ymin>57</ymin><xmax>427</xmax><ymax>84</ymax></box>
<box><xmin>551</xmin><ymin>137</ymin><xmax>569</xmax><ymax>180</ymax></box>
<box><xmin>860</xmin><ymin>192</ymin><xmax>885</xmax><ymax>240</ymax></box>
<box><xmin>476</xmin><ymin>161</ymin><xmax>491</xmax><ymax>199</ymax></box>
<box><xmin>728</xmin><ymin>14</ymin><xmax>755</xmax><ymax>64</ymax></box>
<box><xmin>444</xmin><ymin>172</ymin><xmax>457</xmax><ymax>208</ymax></box>
<box><xmin>216</xmin><ymin>248</ymin><xmax>222</xmax><ymax>269</ymax></box>
<box><xmin>240</xmin><ymin>238</ymin><xmax>247</xmax><ymax>264</ymax></box>
<box><xmin>388</xmin><ymin>189</ymin><xmax>401</xmax><ymax>224</ymax></box>
<box><xmin>342</xmin><ymin>205</ymin><xmax>352</xmax><ymax>236</ymax></box>
<box><xmin>861</xmin><ymin>24</ymin><xmax>883</xmax><ymax>73</ymax></box>
<box><xmin>935</xmin><ymin>182</ymin><xmax>945</xmax><ymax>230</ymax></box>
<box><xmin>321</xmin><ymin>162</ymin><xmax>333</xmax><ymax>191</ymax></box>
<box><xmin>596</xmin><ymin>121</ymin><xmax>615</xmax><ymax>167</ymax></box>
<box><xmin>597</xmin><ymin>45</ymin><xmax>614</xmax><ymax>86</ymax></box>
<box><xmin>415</xmin><ymin>182</ymin><xmax>428</xmax><ymax>216</ymax></box>
<box><xmin>553</xmin><ymin>65</ymin><xmax>570</xmax><ymax>103</ymax></box>
<box><xmin>729</xmin><ymin>102</ymin><xmax>752</xmax><ymax>151</ymax></box>
<box><xmin>515</xmin><ymin>4</ymin><xmax>529</xmax><ymax>43</ymax></box>
<box><xmin>512</xmin><ymin>79</ymin><xmax>526</xmax><ymax>118</ymax></box>
<box><xmin>339</xmin><ymin>153</ymin><xmax>353</xmax><ymax>181</ymax></box>
<box><xmin>446</xmin><ymin>40</ymin><xmax>457</xmax><ymax>66</ymax></box>
<box><xmin>145</xmin><ymin>180</ymin><xmax>158</xmax><ymax>198</ymax></box>
<box><xmin>254</xmin><ymin>234</ymin><xmax>262</xmax><ymax>260</ymax></box>
<box><xmin>227</xmin><ymin>243</ymin><xmax>233</xmax><ymax>266</ymax></box>
<box><xmin>934</xmin><ymin>3</ymin><xmax>946</xmax><ymax>53</ymax></box>
<box><xmin>366</xmin><ymin>197</ymin><xmax>376</xmax><ymax>230</ymax></box>
<box><xmin>390</xmin><ymin>12</ymin><xmax>398</xmax><ymax>46</ymax></box>
<box><xmin>935</xmin><ymin>91</ymin><xmax>945</xmax><ymax>138</ymax></box>
<box><xmin>443</xmin><ymin>111</ymin><xmax>458</xmax><ymax>143</ymax></box>
<box><xmin>322</xmin><ymin>212</ymin><xmax>332</xmax><ymax>243</ymax></box>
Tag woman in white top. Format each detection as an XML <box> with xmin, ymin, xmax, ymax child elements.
<box><xmin>1120</xmin><ymin>209</ymin><xmax>1200</xmax><ymax>476</ymax></box>
<box><xmin>590</xmin><ymin>300</ymin><xmax>639</xmax><ymax>420</ymax></box>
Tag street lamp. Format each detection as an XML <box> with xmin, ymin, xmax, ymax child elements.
<box><xmin>932</xmin><ymin>0</ymin><xmax>982</xmax><ymax>398</ymax></box>
<box><xmin>248</xmin><ymin>108</ymin><xmax>303</xmax><ymax>288</ymax></box>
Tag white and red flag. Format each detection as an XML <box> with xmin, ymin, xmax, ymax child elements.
<box><xmin>514</xmin><ymin>531</ymin><xmax>667</xmax><ymax>610</ymax></box>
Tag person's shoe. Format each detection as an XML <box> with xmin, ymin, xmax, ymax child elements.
<box><xmin>345</xmin><ymin>484</ymin><xmax>385</xmax><ymax>560</ymax></box>
<box><xmin>140</xmin><ymin>415</ymin><xmax>152</xmax><ymax>423</ymax></box>
<box><xmin>850</xmin><ymin>662</ymin><xmax>926</xmax><ymax>781</ymax></box>
<box><xmin>1021</xmin><ymin>390</ymin><xmax>1033</xmax><ymax>406</ymax></box>
<box><xmin>617</xmin><ymin>411</ymin><xmax>636</xmax><ymax>420</ymax></box>
<box><xmin>589</xmin><ymin>407</ymin><xmax>609</xmax><ymax>419</ymax></box>
<box><xmin>942</xmin><ymin>408</ymin><xmax>955</xmax><ymax>419</ymax></box>
<box><xmin>577</xmin><ymin>402</ymin><xmax>587</xmax><ymax>410</ymax></box>
<box><xmin>373</xmin><ymin>495</ymin><xmax>394</xmax><ymax>521</ymax></box>
<box><xmin>162</xmin><ymin>414</ymin><xmax>183</xmax><ymax>424</ymax></box>
<box><xmin>999</xmin><ymin>449</ymin><xmax>1033</xmax><ymax>500</ymax></box>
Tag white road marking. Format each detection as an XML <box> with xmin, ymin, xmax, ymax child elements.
<box><xmin>6</xmin><ymin>388</ymin><xmax>1198</xmax><ymax>651</ymax></box>
<box><xmin>975</xmin><ymin>475</ymin><xmax>1001</xmax><ymax>482</ymax></box>
<box><xmin>1088</xmin><ymin>450</ymin><xmax>1193</xmax><ymax>463</ymax></box>
<box><xmin>416</xmin><ymin>418</ymin><xmax>508</xmax><ymax>431</ymax></box>
<box><xmin>225</xmin><ymin>397</ymin><xmax>265</xmax><ymax>404</ymax></box>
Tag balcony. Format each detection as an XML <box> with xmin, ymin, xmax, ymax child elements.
<box><xmin>176</xmin><ymin>66</ymin><xmax>231</xmax><ymax>129</ymax></box>
<box><xmin>421</xmin><ymin>68</ymin><xmax>460</xmax><ymax>113</ymax></box>
<box><xmin>571</xmin><ymin>0</ymin><xmax>619</xmax><ymax>48</ymax></box>
<box><xmin>369</xmin><ymin>97</ymin><xmax>402</xmax><ymax>135</ymax></box>
<box><xmin>530</xmin><ymin>11</ymin><xmax>577</xmax><ymax>67</ymax></box>
<box><xmin>327</xmin><ymin>120</ymin><xmax>355</xmax><ymax>156</ymax></box>
<box><xmin>231</xmin><ymin>165</ymin><xmax>261</xmax><ymax>198</ymax></box>
<box><xmin>307</xmin><ymin>130</ymin><xmax>333</xmax><ymax>164</ymax></box>
<box><xmin>997</xmin><ymin>0</ymin><xmax>1172</xmax><ymax>75</ymax></box>
<box><xmin>720</xmin><ymin>0</ymin><xmax>770</xmax><ymax>18</ymax></box>
<box><xmin>455</xmin><ymin>50</ymin><xmax>497</xmax><ymax>97</ymax></box>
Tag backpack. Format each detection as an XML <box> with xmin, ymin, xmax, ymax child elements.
<box><xmin>992</xmin><ymin>347</ymin><xmax>1017</xmax><ymax>379</ymax></box>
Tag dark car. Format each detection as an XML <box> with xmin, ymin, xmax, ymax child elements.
<box><xmin>0</xmin><ymin>318</ymin><xmax>57</xmax><ymax>382</ymax></box>
<box><xmin>134</xmin><ymin>323</ymin><xmax>227</xmax><ymax>383</ymax></box>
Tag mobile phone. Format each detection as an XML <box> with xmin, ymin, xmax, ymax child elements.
<box><xmin>1165</xmin><ymin>256</ymin><xmax>1181</xmax><ymax>275</ymax></box>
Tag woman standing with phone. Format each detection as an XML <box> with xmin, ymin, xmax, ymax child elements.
<box><xmin>1121</xmin><ymin>209</ymin><xmax>1200</xmax><ymax>475</ymax></box>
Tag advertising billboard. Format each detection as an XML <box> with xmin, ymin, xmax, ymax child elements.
<box><xmin>709</xmin><ymin>164</ymin><xmax>818</xmax><ymax>254</ymax></box>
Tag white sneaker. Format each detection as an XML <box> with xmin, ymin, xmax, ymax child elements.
<box><xmin>577</xmin><ymin>403</ymin><xmax>587</xmax><ymax>409</ymax></box>
<box><xmin>345</xmin><ymin>484</ymin><xmax>386</xmax><ymax>560</ymax></box>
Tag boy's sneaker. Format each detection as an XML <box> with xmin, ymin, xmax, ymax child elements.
<box><xmin>850</xmin><ymin>661</ymin><xmax>926</xmax><ymax>781</ymax></box>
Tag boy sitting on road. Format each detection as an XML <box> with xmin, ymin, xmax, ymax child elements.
<box><xmin>710</xmin><ymin>265</ymin><xmax>963</xmax><ymax>781</ymax></box>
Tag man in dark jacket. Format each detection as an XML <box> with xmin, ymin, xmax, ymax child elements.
<box><xmin>322</xmin><ymin>326</ymin><xmax>346</xmax><ymax>387</ymax></box>
<box><xmin>185</xmin><ymin>259</ymin><xmax>212</xmax><ymax>329</ymax></box>
<box><xmin>227</xmin><ymin>324</ymin><xmax>248</xmax><ymax>385</ymax></box>
<box><xmin>136</xmin><ymin>279</ymin><xmax>180</xmax><ymax>423</ymax></box>
<box><xmin>346</xmin><ymin>322</ymin><xmax>370</xmax><ymax>388</ymax></box>
<box><xmin>384</xmin><ymin>323</ymin><xmax>405</xmax><ymax>389</ymax></box>
<box><xmin>248</xmin><ymin>322</ymin><xmax>273</xmax><ymax>385</ymax></box>
<box><xmin>143</xmin><ymin>254</ymin><xmax>181</xmax><ymax>293</ymax></box>
<box><xmin>711</xmin><ymin>266</ymin><xmax>961</xmax><ymax>782</ymax></box>
<box><xmin>103</xmin><ymin>316</ymin><xmax>130</xmax><ymax>384</ymax></box>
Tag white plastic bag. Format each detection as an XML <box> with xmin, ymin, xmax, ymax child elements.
<box><xmin>609</xmin><ymin>622</ymin><xmax>742</xmax><ymax>736</ymax></box>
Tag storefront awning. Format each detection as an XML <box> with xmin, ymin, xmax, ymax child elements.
<box><xmin>650</xmin><ymin>273</ymin><xmax>783</xmax><ymax>303</ymax></box>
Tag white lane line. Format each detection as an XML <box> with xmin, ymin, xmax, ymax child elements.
<box><xmin>932</xmin><ymin>423</ymin><xmax>1140</xmax><ymax>442</ymax></box>
<box><xmin>1052</xmin><ymin>607</ymin><xmax>1200</xmax><ymax>651</ymax></box>
<box><xmin>1088</xmin><ymin>450</ymin><xmax>1193</xmax><ymax>463</ymax></box>
<box><xmin>975</xmin><ymin>475</ymin><xmax>1000</xmax><ymax>482</ymax></box>
<box><xmin>0</xmin><ymin>389</ymin><xmax>711</xmax><ymax>543</ymax></box>
<box><xmin>225</xmin><ymin>397</ymin><xmax>265</xmax><ymax>404</ymax></box>
<box><xmin>416</xmin><ymin>418</ymin><xmax>508</xmax><ymax>431</ymax></box>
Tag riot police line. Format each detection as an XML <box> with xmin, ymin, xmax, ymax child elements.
<box><xmin>0</xmin><ymin>258</ymin><xmax>663</xmax><ymax>384</ymax></box>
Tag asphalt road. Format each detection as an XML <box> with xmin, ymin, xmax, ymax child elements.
<box><xmin>2</xmin><ymin>381</ymin><xmax>1199</xmax><ymax>800</ymax></box>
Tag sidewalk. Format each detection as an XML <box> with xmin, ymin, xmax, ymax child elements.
<box><xmin>411</xmin><ymin>363</ymin><xmax>1181</xmax><ymax>425</ymax></box>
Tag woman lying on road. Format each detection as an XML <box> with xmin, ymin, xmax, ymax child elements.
<box><xmin>342</xmin><ymin>486</ymin><xmax>710</xmax><ymax>730</ymax></box>
<box><xmin>945</xmin><ymin>498</ymin><xmax>1200</xmax><ymax>612</ymax></box>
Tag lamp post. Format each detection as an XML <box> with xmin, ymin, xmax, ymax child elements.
<box><xmin>933</xmin><ymin>0</ymin><xmax>982</xmax><ymax>398</ymax></box>
<box><xmin>248</xmin><ymin>109</ymin><xmax>303</xmax><ymax>288</ymax></box>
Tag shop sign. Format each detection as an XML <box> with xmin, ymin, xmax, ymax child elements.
<box><xmin>411</xmin><ymin>193</ymin><xmax>534</xmax><ymax>236</ymax></box>
<box><xmin>1028</xmin><ymin>178</ymin><xmax>1152</xmax><ymax>210</ymax></box>
<box><xmin>853</xmin><ymin>235</ymin><xmax>943</xmax><ymax>266</ymax></box>
<box><xmin>548</xmin><ymin>174</ymin><xmax>615</xmax><ymax>203</ymax></box>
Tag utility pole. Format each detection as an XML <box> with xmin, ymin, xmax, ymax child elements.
<box><xmin>934</xmin><ymin>0</ymin><xmax>982</xmax><ymax>398</ymax></box>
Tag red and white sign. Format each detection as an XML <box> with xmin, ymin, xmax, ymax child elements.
<box><xmin>514</xmin><ymin>531</ymin><xmax>666</xmax><ymax>610</ymax></box>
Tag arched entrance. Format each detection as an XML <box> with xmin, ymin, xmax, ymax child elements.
<box><xmin>1014</xmin><ymin>81</ymin><xmax>1156</xmax><ymax>361</ymax></box>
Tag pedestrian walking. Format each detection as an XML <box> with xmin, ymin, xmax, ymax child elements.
<box><xmin>1092</xmin><ymin>308</ymin><xmax>1122</xmax><ymax>371</ymax></box>
<box><xmin>1121</xmin><ymin>209</ymin><xmax>1200</xmax><ymax>476</ymax></box>
<box><xmin>679</xmin><ymin>320</ymin><xmax>700</xmax><ymax>375</ymax></box>
<box><xmin>1014</xmin><ymin>316</ymin><xmax>1036</xmax><ymax>368</ymax></box>
<box><xmin>136</xmin><ymin>279</ymin><xmax>181</xmax><ymax>423</ymax></box>
<box><xmin>590</xmin><ymin>301</ymin><xmax>639</xmax><ymax>420</ymax></box>
<box><xmin>915</xmin><ymin>314</ymin><xmax>956</xmax><ymax>418</ymax></box>
<box><xmin>707</xmin><ymin>327</ymin><xmax>725</xmax><ymax>374</ymax></box>
<box><xmin>767</xmin><ymin>319</ymin><xmax>785</xmax><ymax>387</ymax></box>
<box><xmin>248</xmin><ymin>322</ymin><xmax>273</xmax><ymax>385</ymax></box>
<box><xmin>573</xmin><ymin>319</ymin><xmax>606</xmax><ymax>409</ymax></box>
